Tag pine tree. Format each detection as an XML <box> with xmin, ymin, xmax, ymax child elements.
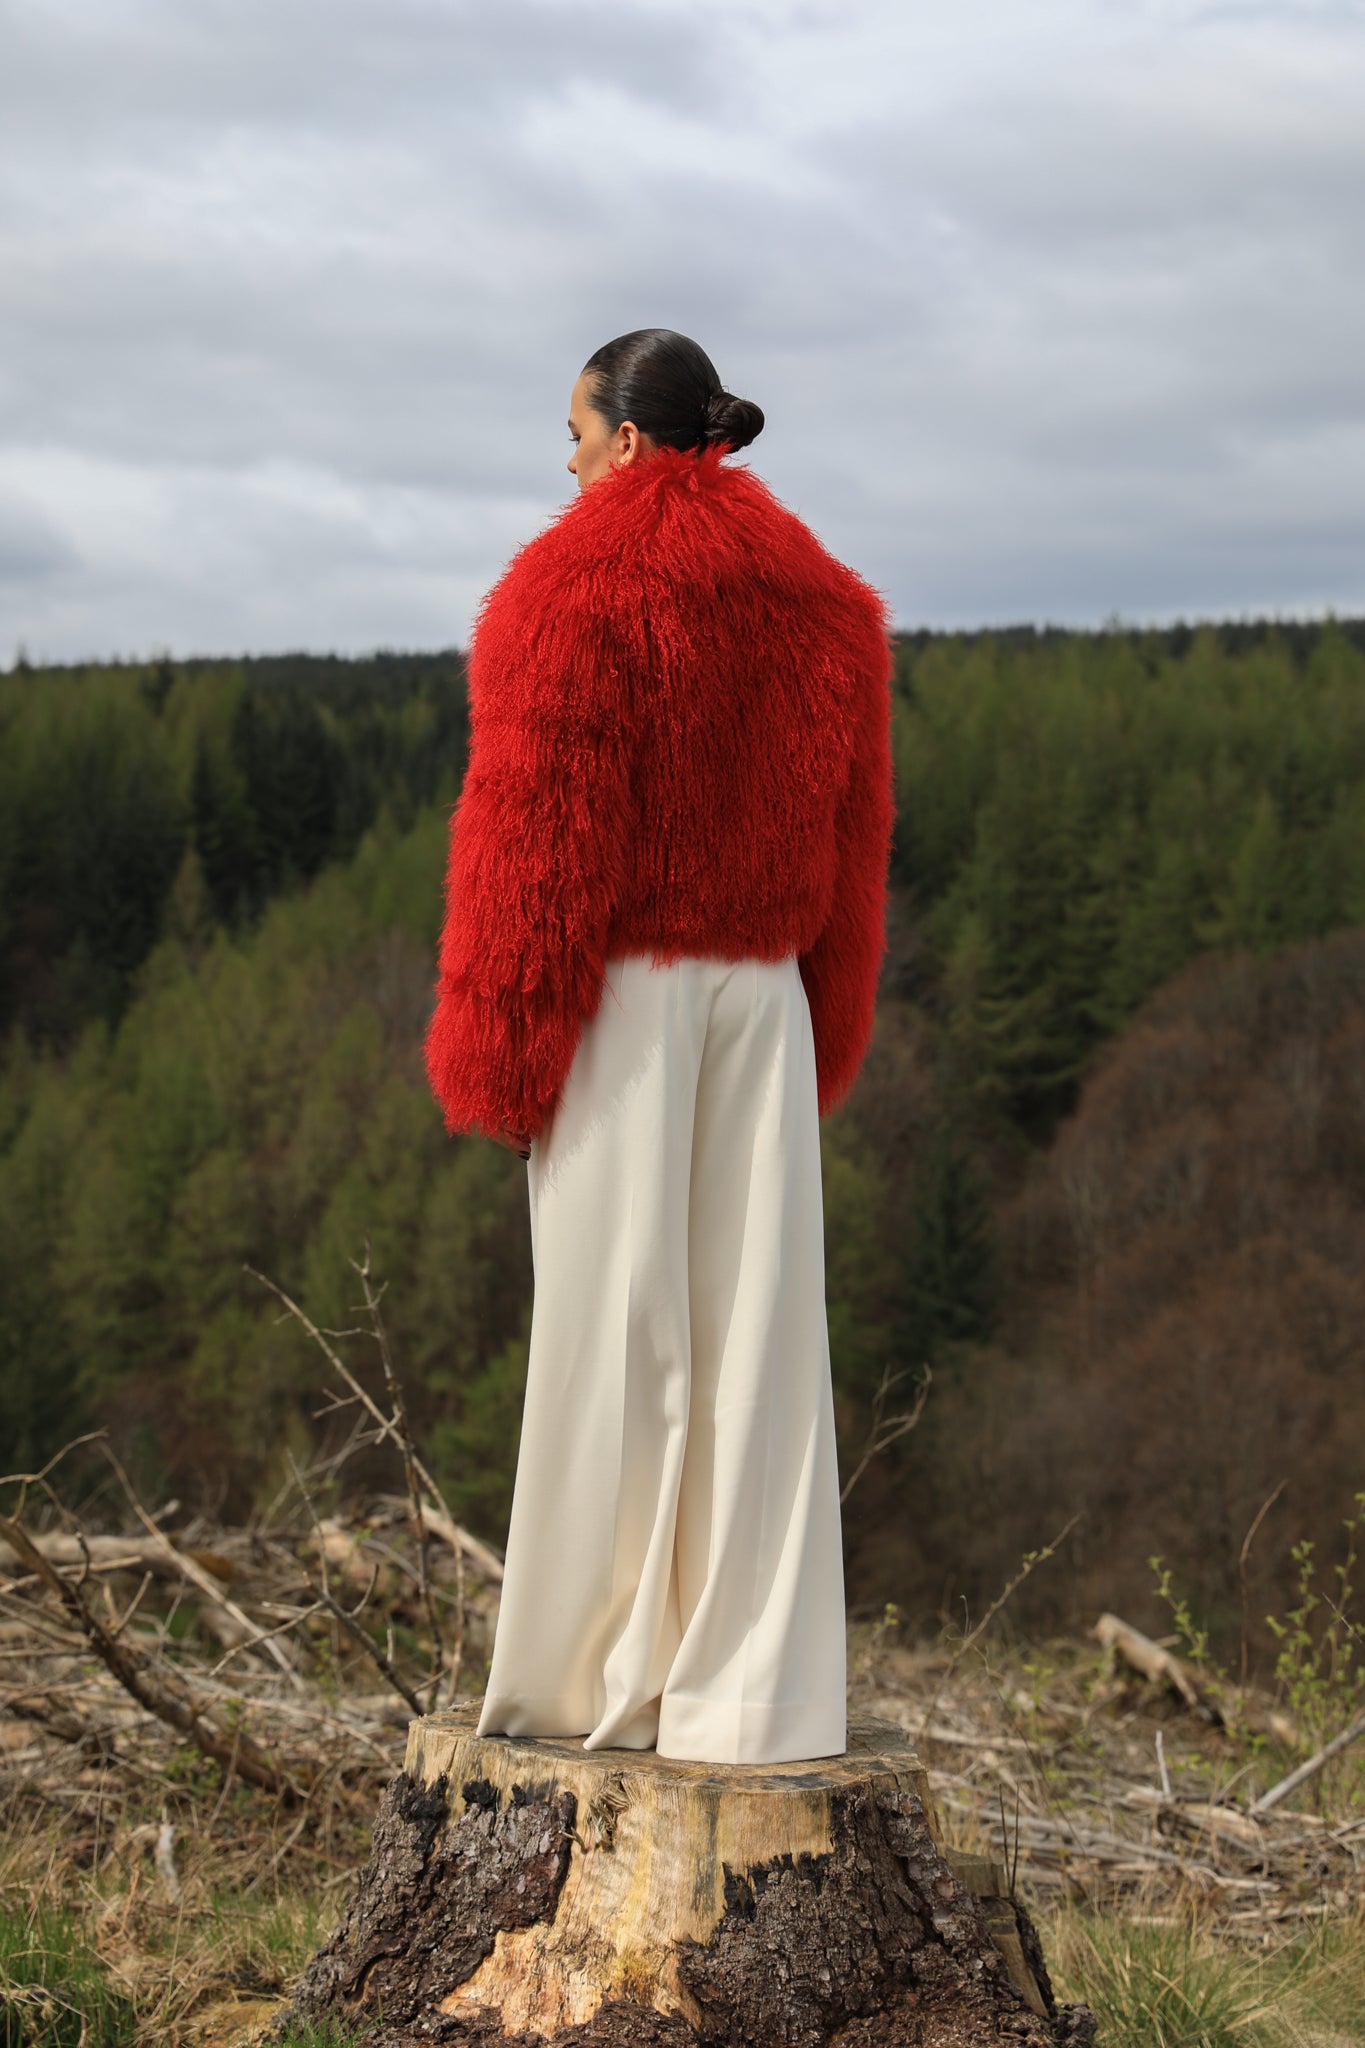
<box><xmin>902</xmin><ymin>1120</ymin><xmax>993</xmax><ymax>1369</ymax></box>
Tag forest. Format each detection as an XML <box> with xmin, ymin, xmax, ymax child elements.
<box><xmin>3</xmin><ymin>617</ymin><xmax>1365</xmax><ymax>1665</ymax></box>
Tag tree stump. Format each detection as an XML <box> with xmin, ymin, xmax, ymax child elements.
<box><xmin>286</xmin><ymin>1705</ymin><xmax>1093</xmax><ymax>2047</ymax></box>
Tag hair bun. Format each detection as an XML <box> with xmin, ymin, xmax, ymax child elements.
<box><xmin>701</xmin><ymin>390</ymin><xmax>764</xmax><ymax>451</ymax></box>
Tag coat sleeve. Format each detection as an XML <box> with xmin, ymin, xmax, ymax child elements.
<box><xmin>799</xmin><ymin>603</ymin><xmax>895</xmax><ymax>1116</ymax></box>
<box><xmin>424</xmin><ymin>575</ymin><xmax>635</xmax><ymax>1141</ymax></box>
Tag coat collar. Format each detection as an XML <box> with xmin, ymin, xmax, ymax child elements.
<box><xmin>569</xmin><ymin>441</ymin><xmax>747</xmax><ymax>515</ymax></box>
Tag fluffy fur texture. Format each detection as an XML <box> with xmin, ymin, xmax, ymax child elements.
<box><xmin>425</xmin><ymin>444</ymin><xmax>894</xmax><ymax>1140</ymax></box>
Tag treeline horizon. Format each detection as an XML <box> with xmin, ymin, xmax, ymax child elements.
<box><xmin>3</xmin><ymin>616</ymin><xmax>1364</xmax><ymax>1666</ymax></box>
<box><xmin>9</xmin><ymin>606</ymin><xmax>1365</xmax><ymax>680</ymax></box>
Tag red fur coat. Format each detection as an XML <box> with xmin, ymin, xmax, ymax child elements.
<box><xmin>425</xmin><ymin>444</ymin><xmax>894</xmax><ymax>1140</ymax></box>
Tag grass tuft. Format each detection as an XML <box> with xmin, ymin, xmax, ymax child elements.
<box><xmin>0</xmin><ymin>1898</ymin><xmax>135</xmax><ymax>2048</ymax></box>
<box><xmin>1055</xmin><ymin>1917</ymin><xmax>1277</xmax><ymax>2047</ymax></box>
<box><xmin>1050</xmin><ymin>1911</ymin><xmax>1365</xmax><ymax>2048</ymax></box>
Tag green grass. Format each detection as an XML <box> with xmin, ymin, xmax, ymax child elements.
<box><xmin>1050</xmin><ymin>1912</ymin><xmax>1365</xmax><ymax>2048</ymax></box>
<box><xmin>0</xmin><ymin>1899</ymin><xmax>135</xmax><ymax>2048</ymax></box>
<box><xmin>0</xmin><ymin>1876</ymin><xmax>347</xmax><ymax>2047</ymax></box>
<box><xmin>274</xmin><ymin>2025</ymin><xmax>373</xmax><ymax>2047</ymax></box>
<box><xmin>200</xmin><ymin>1887</ymin><xmax>334</xmax><ymax>1987</ymax></box>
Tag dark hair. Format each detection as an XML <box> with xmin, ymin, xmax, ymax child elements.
<box><xmin>581</xmin><ymin>328</ymin><xmax>764</xmax><ymax>454</ymax></box>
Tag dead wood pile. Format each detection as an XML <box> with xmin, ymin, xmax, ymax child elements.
<box><xmin>852</xmin><ymin>1618</ymin><xmax>1364</xmax><ymax>1946</ymax></box>
<box><xmin>1</xmin><ymin>1482</ymin><xmax>503</xmax><ymax>1900</ymax></box>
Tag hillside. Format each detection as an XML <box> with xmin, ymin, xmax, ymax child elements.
<box><xmin>2</xmin><ymin>621</ymin><xmax>1364</xmax><ymax>1669</ymax></box>
<box><xmin>843</xmin><ymin>933</ymin><xmax>1365</xmax><ymax>1652</ymax></box>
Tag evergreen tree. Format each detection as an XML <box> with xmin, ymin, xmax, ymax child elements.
<box><xmin>191</xmin><ymin>732</ymin><xmax>258</xmax><ymax>925</ymax></box>
<box><xmin>6</xmin><ymin>621</ymin><xmax>1365</xmax><ymax>1509</ymax></box>
<box><xmin>902</xmin><ymin>1120</ymin><xmax>993</xmax><ymax>1368</ymax></box>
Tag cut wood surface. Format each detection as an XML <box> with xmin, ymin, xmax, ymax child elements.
<box><xmin>289</xmin><ymin>1706</ymin><xmax>1093</xmax><ymax>2047</ymax></box>
<box><xmin>1092</xmin><ymin>1611</ymin><xmax>1220</xmax><ymax>1721</ymax></box>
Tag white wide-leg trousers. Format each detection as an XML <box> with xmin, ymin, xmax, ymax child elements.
<box><xmin>475</xmin><ymin>954</ymin><xmax>847</xmax><ymax>1765</ymax></box>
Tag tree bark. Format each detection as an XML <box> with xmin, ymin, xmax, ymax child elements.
<box><xmin>286</xmin><ymin>1706</ymin><xmax>1093</xmax><ymax>2047</ymax></box>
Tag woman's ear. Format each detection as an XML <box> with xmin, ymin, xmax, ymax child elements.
<box><xmin>614</xmin><ymin>420</ymin><xmax>646</xmax><ymax>467</ymax></box>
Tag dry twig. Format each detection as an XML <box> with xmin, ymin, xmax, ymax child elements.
<box><xmin>0</xmin><ymin>1509</ymin><xmax>298</xmax><ymax>1796</ymax></box>
<box><xmin>1251</xmin><ymin>1704</ymin><xmax>1365</xmax><ymax>1815</ymax></box>
<box><xmin>296</xmin><ymin>1563</ymin><xmax>424</xmax><ymax>1719</ymax></box>
<box><xmin>246</xmin><ymin>1259</ymin><xmax>479</xmax><ymax>1703</ymax></box>
<box><xmin>99</xmin><ymin>1441</ymin><xmax>307</xmax><ymax>1691</ymax></box>
<box><xmin>1238</xmin><ymin>1478</ymin><xmax>1288</xmax><ymax>1689</ymax></box>
<box><xmin>915</xmin><ymin>1516</ymin><xmax>1083</xmax><ymax>1744</ymax></box>
<box><xmin>840</xmin><ymin>1365</ymin><xmax>932</xmax><ymax>1506</ymax></box>
<box><xmin>351</xmin><ymin>1243</ymin><xmax>443</xmax><ymax>1710</ymax></box>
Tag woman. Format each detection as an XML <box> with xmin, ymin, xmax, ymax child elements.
<box><xmin>425</xmin><ymin>329</ymin><xmax>893</xmax><ymax>1765</ymax></box>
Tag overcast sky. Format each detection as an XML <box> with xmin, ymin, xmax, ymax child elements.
<box><xmin>2</xmin><ymin>0</ymin><xmax>1363</xmax><ymax>663</ymax></box>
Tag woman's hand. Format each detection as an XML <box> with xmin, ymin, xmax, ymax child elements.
<box><xmin>489</xmin><ymin>1127</ymin><xmax>533</xmax><ymax>1160</ymax></box>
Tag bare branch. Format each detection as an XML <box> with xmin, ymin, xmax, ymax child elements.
<box><xmin>444</xmin><ymin>1521</ymin><xmax>468</xmax><ymax>1707</ymax></box>
<box><xmin>0</xmin><ymin>1432</ymin><xmax>110</xmax><ymax>1496</ymax></box>
<box><xmin>1238</xmin><ymin>1478</ymin><xmax>1288</xmax><ymax>1688</ymax></box>
<box><xmin>297</xmin><ymin>1561</ymin><xmax>423</xmax><ymax>1718</ymax></box>
<box><xmin>248</xmin><ymin>1256</ymin><xmax>484</xmax><ymax>1700</ymax></box>
<box><xmin>351</xmin><ymin>1241</ymin><xmax>443</xmax><ymax>1710</ymax></box>
<box><xmin>413</xmin><ymin>1502</ymin><xmax>503</xmax><ymax>1586</ymax></box>
<box><xmin>957</xmin><ymin>1514</ymin><xmax>1082</xmax><ymax>1662</ymax></box>
<box><xmin>0</xmin><ymin>1509</ymin><xmax>299</xmax><ymax>1796</ymax></box>
<box><xmin>916</xmin><ymin>1514</ymin><xmax>1083</xmax><ymax>1742</ymax></box>
<box><xmin>106</xmin><ymin>1569</ymin><xmax>154</xmax><ymax>1640</ymax></box>
<box><xmin>97</xmin><ymin>1441</ymin><xmax>306</xmax><ymax>1692</ymax></box>
<box><xmin>840</xmin><ymin>1365</ymin><xmax>932</xmax><ymax>1506</ymax></box>
<box><xmin>246</xmin><ymin>1264</ymin><xmax>458</xmax><ymax>1521</ymax></box>
<box><xmin>1251</xmin><ymin>1705</ymin><xmax>1365</xmax><ymax>1815</ymax></box>
<box><xmin>288</xmin><ymin>1450</ymin><xmax>342</xmax><ymax>1677</ymax></box>
<box><xmin>207</xmin><ymin>1602</ymin><xmax>326</xmax><ymax>1681</ymax></box>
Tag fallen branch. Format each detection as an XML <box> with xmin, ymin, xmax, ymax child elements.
<box><xmin>0</xmin><ymin>1510</ymin><xmax>299</xmax><ymax>1796</ymax></box>
<box><xmin>0</xmin><ymin>1531</ymin><xmax>228</xmax><ymax>1583</ymax></box>
<box><xmin>1251</xmin><ymin>1705</ymin><xmax>1365</xmax><ymax>1815</ymax></box>
<box><xmin>1093</xmin><ymin>1611</ymin><xmax>1222</xmax><ymax>1724</ymax></box>
<box><xmin>99</xmin><ymin>1442</ymin><xmax>306</xmax><ymax>1691</ymax></box>
<box><xmin>206</xmin><ymin>1601</ymin><xmax>326</xmax><ymax>1680</ymax></box>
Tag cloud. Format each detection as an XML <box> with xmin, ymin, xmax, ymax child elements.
<box><xmin>0</xmin><ymin>487</ymin><xmax>78</xmax><ymax>588</ymax></box>
<box><xmin>1</xmin><ymin>0</ymin><xmax>1362</xmax><ymax>659</ymax></box>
